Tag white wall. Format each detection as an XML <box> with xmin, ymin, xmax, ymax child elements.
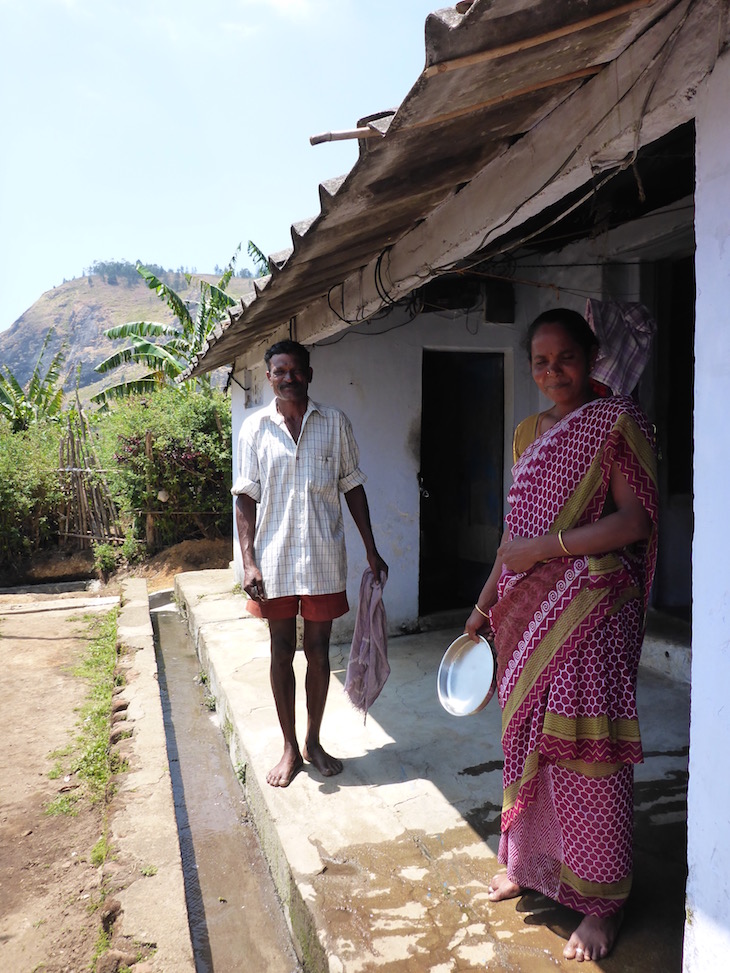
<box><xmin>229</xmin><ymin>239</ymin><xmax>665</xmax><ymax>641</ymax></box>
<box><xmin>683</xmin><ymin>47</ymin><xmax>730</xmax><ymax>973</ymax></box>
<box><xmin>230</xmin><ymin>304</ymin><xmax>530</xmax><ymax>640</ymax></box>
<box><xmin>230</xmin><ymin>194</ymin><xmax>694</xmax><ymax>643</ymax></box>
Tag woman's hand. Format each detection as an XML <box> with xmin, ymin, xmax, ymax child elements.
<box><xmin>497</xmin><ymin>535</ymin><xmax>544</xmax><ymax>574</ymax></box>
<box><xmin>465</xmin><ymin>532</ymin><xmax>507</xmax><ymax>642</ymax></box>
<box><xmin>465</xmin><ymin>605</ymin><xmax>494</xmax><ymax>643</ymax></box>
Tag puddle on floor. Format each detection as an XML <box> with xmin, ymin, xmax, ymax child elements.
<box><xmin>152</xmin><ymin>602</ymin><xmax>301</xmax><ymax>973</ymax></box>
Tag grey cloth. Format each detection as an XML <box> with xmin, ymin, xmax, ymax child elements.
<box><xmin>585</xmin><ymin>299</ymin><xmax>656</xmax><ymax>395</ymax></box>
<box><xmin>344</xmin><ymin>568</ymin><xmax>389</xmax><ymax>721</ymax></box>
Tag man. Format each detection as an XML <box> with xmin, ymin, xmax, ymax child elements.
<box><xmin>233</xmin><ymin>340</ymin><xmax>388</xmax><ymax>788</ymax></box>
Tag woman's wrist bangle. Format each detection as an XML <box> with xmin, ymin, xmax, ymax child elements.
<box><xmin>474</xmin><ymin>603</ymin><xmax>490</xmax><ymax>619</ymax></box>
<box><xmin>557</xmin><ymin>529</ymin><xmax>573</xmax><ymax>556</ymax></box>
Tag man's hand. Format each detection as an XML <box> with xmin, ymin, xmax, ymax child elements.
<box><xmin>243</xmin><ymin>565</ymin><xmax>266</xmax><ymax>602</ymax></box>
<box><xmin>345</xmin><ymin>485</ymin><xmax>388</xmax><ymax>583</ymax></box>
<box><xmin>368</xmin><ymin>551</ymin><xmax>389</xmax><ymax>582</ymax></box>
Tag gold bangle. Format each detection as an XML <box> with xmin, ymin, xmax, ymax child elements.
<box><xmin>474</xmin><ymin>603</ymin><xmax>490</xmax><ymax>619</ymax></box>
<box><xmin>557</xmin><ymin>529</ymin><xmax>573</xmax><ymax>556</ymax></box>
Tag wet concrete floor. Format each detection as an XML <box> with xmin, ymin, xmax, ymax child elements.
<box><xmin>175</xmin><ymin>569</ymin><xmax>690</xmax><ymax>973</ymax></box>
<box><xmin>152</xmin><ymin>601</ymin><xmax>301</xmax><ymax>972</ymax></box>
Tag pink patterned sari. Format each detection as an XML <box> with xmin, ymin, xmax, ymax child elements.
<box><xmin>489</xmin><ymin>396</ymin><xmax>658</xmax><ymax>916</ymax></box>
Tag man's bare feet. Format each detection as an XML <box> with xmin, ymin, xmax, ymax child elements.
<box><xmin>303</xmin><ymin>740</ymin><xmax>343</xmax><ymax>777</ymax></box>
<box><xmin>487</xmin><ymin>872</ymin><xmax>524</xmax><ymax>901</ymax></box>
<box><xmin>563</xmin><ymin>911</ymin><xmax>624</xmax><ymax>962</ymax></box>
<box><xmin>266</xmin><ymin>747</ymin><xmax>303</xmax><ymax>787</ymax></box>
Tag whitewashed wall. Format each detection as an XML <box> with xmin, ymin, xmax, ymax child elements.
<box><xmin>229</xmin><ymin>228</ymin><xmax>679</xmax><ymax>642</ymax></box>
<box><xmin>230</xmin><ymin>306</ymin><xmax>531</xmax><ymax>640</ymax></box>
<box><xmin>683</xmin><ymin>46</ymin><xmax>730</xmax><ymax>973</ymax></box>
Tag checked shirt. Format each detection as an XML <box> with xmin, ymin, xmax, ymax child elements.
<box><xmin>232</xmin><ymin>398</ymin><xmax>366</xmax><ymax>599</ymax></box>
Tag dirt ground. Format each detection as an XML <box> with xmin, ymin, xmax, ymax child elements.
<box><xmin>2</xmin><ymin>537</ymin><xmax>233</xmax><ymax>594</ymax></box>
<box><xmin>0</xmin><ymin>538</ymin><xmax>233</xmax><ymax>973</ymax></box>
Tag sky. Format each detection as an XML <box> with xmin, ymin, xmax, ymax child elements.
<box><xmin>0</xmin><ymin>0</ymin><xmax>443</xmax><ymax>331</ymax></box>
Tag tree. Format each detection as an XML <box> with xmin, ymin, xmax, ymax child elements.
<box><xmin>91</xmin><ymin>248</ymin><xmax>241</xmax><ymax>407</ymax></box>
<box><xmin>0</xmin><ymin>329</ymin><xmax>67</xmax><ymax>432</ymax></box>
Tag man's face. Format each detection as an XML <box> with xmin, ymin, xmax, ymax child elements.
<box><xmin>266</xmin><ymin>353</ymin><xmax>312</xmax><ymax>403</ymax></box>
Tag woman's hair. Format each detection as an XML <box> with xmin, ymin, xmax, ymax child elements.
<box><xmin>522</xmin><ymin>308</ymin><xmax>599</xmax><ymax>362</ymax></box>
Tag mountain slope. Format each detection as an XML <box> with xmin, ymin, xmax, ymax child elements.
<box><xmin>0</xmin><ymin>272</ymin><xmax>255</xmax><ymax>396</ymax></box>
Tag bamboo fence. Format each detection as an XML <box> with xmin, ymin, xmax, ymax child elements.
<box><xmin>58</xmin><ymin>409</ymin><xmax>122</xmax><ymax>549</ymax></box>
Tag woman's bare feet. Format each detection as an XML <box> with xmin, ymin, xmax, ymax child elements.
<box><xmin>563</xmin><ymin>911</ymin><xmax>624</xmax><ymax>962</ymax></box>
<box><xmin>303</xmin><ymin>740</ymin><xmax>343</xmax><ymax>777</ymax></box>
<box><xmin>487</xmin><ymin>872</ymin><xmax>524</xmax><ymax>901</ymax></box>
<box><xmin>266</xmin><ymin>746</ymin><xmax>304</xmax><ymax>787</ymax></box>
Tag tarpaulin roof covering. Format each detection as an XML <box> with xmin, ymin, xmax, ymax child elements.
<box><xmin>187</xmin><ymin>0</ymin><xmax>693</xmax><ymax>377</ymax></box>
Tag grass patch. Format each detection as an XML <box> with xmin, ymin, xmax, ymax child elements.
<box><xmin>73</xmin><ymin>609</ymin><xmax>121</xmax><ymax>803</ymax></box>
<box><xmin>140</xmin><ymin>864</ymin><xmax>158</xmax><ymax>877</ymax></box>
<box><xmin>44</xmin><ymin>609</ymin><xmax>121</xmax><ymax>816</ymax></box>
<box><xmin>45</xmin><ymin>793</ymin><xmax>80</xmax><ymax>816</ymax></box>
<box><xmin>91</xmin><ymin>835</ymin><xmax>111</xmax><ymax>868</ymax></box>
<box><xmin>91</xmin><ymin>928</ymin><xmax>112</xmax><ymax>967</ymax></box>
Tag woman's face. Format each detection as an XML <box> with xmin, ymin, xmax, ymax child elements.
<box><xmin>530</xmin><ymin>322</ymin><xmax>594</xmax><ymax>411</ymax></box>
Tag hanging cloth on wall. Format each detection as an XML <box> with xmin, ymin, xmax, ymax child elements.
<box><xmin>585</xmin><ymin>299</ymin><xmax>657</xmax><ymax>396</ymax></box>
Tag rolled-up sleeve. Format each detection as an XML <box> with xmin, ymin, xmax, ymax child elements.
<box><xmin>338</xmin><ymin>413</ymin><xmax>367</xmax><ymax>494</ymax></box>
<box><xmin>231</xmin><ymin>421</ymin><xmax>262</xmax><ymax>500</ymax></box>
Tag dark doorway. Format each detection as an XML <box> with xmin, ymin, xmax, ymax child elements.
<box><xmin>650</xmin><ymin>255</ymin><xmax>695</xmax><ymax>618</ymax></box>
<box><xmin>419</xmin><ymin>350</ymin><xmax>504</xmax><ymax>614</ymax></box>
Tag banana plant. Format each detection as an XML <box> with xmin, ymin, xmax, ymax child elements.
<box><xmin>92</xmin><ymin>246</ymin><xmax>242</xmax><ymax>407</ymax></box>
<box><xmin>247</xmin><ymin>239</ymin><xmax>271</xmax><ymax>277</ymax></box>
<box><xmin>0</xmin><ymin>329</ymin><xmax>67</xmax><ymax>432</ymax></box>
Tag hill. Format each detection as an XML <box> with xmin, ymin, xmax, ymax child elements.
<box><xmin>0</xmin><ymin>270</ymin><xmax>256</xmax><ymax>400</ymax></box>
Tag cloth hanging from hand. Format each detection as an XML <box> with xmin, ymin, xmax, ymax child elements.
<box><xmin>585</xmin><ymin>299</ymin><xmax>656</xmax><ymax>396</ymax></box>
<box><xmin>344</xmin><ymin>568</ymin><xmax>389</xmax><ymax>721</ymax></box>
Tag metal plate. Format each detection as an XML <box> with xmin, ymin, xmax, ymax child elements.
<box><xmin>437</xmin><ymin>634</ymin><xmax>496</xmax><ymax>716</ymax></box>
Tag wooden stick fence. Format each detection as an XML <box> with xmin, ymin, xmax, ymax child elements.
<box><xmin>58</xmin><ymin>409</ymin><xmax>122</xmax><ymax>549</ymax></box>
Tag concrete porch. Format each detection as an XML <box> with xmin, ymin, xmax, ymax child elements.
<box><xmin>175</xmin><ymin>568</ymin><xmax>689</xmax><ymax>972</ymax></box>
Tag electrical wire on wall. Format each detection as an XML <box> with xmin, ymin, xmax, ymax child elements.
<box><xmin>374</xmin><ymin>247</ymin><xmax>401</xmax><ymax>308</ymax></box>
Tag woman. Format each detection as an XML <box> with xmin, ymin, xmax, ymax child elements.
<box><xmin>465</xmin><ymin>308</ymin><xmax>658</xmax><ymax>963</ymax></box>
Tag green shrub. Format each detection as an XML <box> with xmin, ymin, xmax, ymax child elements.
<box><xmin>0</xmin><ymin>419</ymin><xmax>65</xmax><ymax>567</ymax></box>
<box><xmin>93</xmin><ymin>388</ymin><xmax>232</xmax><ymax>549</ymax></box>
<box><xmin>121</xmin><ymin>530</ymin><xmax>144</xmax><ymax>564</ymax></box>
<box><xmin>92</xmin><ymin>542</ymin><xmax>118</xmax><ymax>579</ymax></box>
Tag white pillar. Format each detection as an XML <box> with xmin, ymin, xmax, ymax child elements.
<box><xmin>684</xmin><ymin>46</ymin><xmax>730</xmax><ymax>972</ymax></box>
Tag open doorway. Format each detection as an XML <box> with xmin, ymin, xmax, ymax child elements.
<box><xmin>641</xmin><ymin>254</ymin><xmax>694</xmax><ymax>618</ymax></box>
<box><xmin>419</xmin><ymin>350</ymin><xmax>504</xmax><ymax>615</ymax></box>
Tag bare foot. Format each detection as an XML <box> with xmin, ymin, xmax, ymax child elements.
<box><xmin>487</xmin><ymin>872</ymin><xmax>524</xmax><ymax>901</ymax></box>
<box><xmin>266</xmin><ymin>747</ymin><xmax>303</xmax><ymax>787</ymax></box>
<box><xmin>303</xmin><ymin>740</ymin><xmax>343</xmax><ymax>777</ymax></box>
<box><xmin>563</xmin><ymin>911</ymin><xmax>624</xmax><ymax>962</ymax></box>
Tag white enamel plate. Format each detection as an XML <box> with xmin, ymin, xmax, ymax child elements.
<box><xmin>437</xmin><ymin>634</ymin><xmax>496</xmax><ymax>716</ymax></box>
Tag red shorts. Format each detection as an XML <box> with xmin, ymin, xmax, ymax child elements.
<box><xmin>245</xmin><ymin>591</ymin><xmax>349</xmax><ymax>622</ymax></box>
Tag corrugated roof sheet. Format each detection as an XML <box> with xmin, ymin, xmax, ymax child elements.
<box><xmin>187</xmin><ymin>0</ymin><xmax>682</xmax><ymax>377</ymax></box>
